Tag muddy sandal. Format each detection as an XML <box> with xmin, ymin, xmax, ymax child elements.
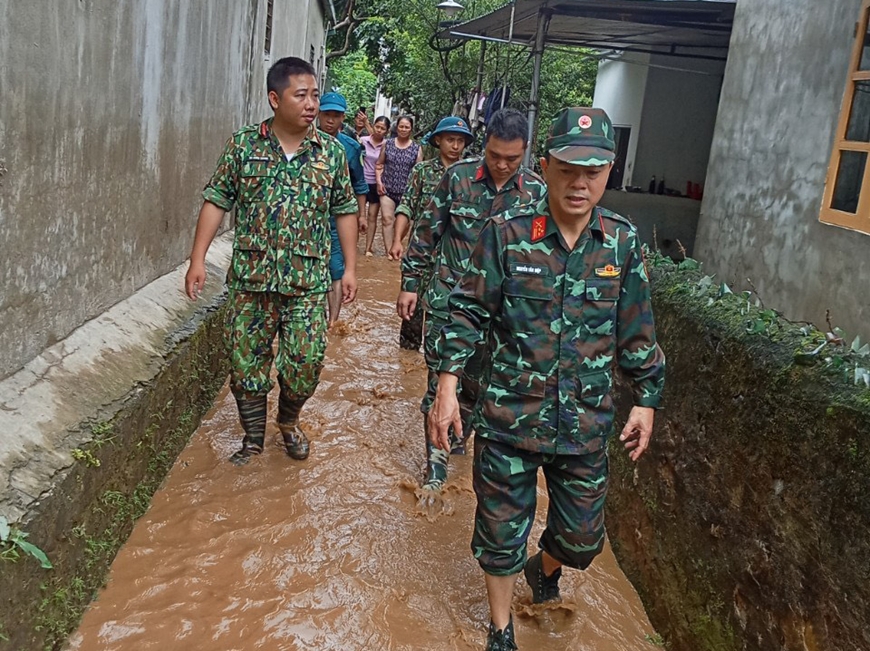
<box><xmin>229</xmin><ymin>437</ymin><xmax>264</xmax><ymax>466</ymax></box>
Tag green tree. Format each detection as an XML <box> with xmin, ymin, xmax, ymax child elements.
<box><xmin>325</xmin><ymin>50</ymin><xmax>379</xmax><ymax>114</ymax></box>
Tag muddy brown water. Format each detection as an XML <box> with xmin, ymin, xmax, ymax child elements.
<box><xmin>67</xmin><ymin>252</ymin><xmax>660</xmax><ymax>651</ymax></box>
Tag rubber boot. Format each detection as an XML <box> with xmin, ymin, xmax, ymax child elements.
<box><xmin>422</xmin><ymin>420</ymin><xmax>449</xmax><ymax>491</ymax></box>
<box><xmin>230</xmin><ymin>396</ymin><xmax>267</xmax><ymax>465</ymax></box>
<box><xmin>278</xmin><ymin>391</ymin><xmax>310</xmax><ymax>460</ymax></box>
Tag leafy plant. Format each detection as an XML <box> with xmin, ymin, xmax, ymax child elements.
<box><xmin>0</xmin><ymin>515</ymin><xmax>52</xmax><ymax>569</ymax></box>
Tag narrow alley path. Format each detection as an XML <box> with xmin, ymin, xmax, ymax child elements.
<box><xmin>67</xmin><ymin>254</ymin><xmax>659</xmax><ymax>651</ymax></box>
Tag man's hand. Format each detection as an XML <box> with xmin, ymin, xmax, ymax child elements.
<box><xmin>389</xmin><ymin>241</ymin><xmax>404</xmax><ymax>261</ymax></box>
<box><xmin>342</xmin><ymin>270</ymin><xmax>358</xmax><ymax>304</ymax></box>
<box><xmin>185</xmin><ymin>260</ymin><xmax>206</xmax><ymax>300</ymax></box>
<box><xmin>358</xmin><ymin>215</ymin><xmax>368</xmax><ymax>234</ymax></box>
<box><xmin>619</xmin><ymin>406</ymin><xmax>655</xmax><ymax>462</ymax></box>
<box><xmin>396</xmin><ymin>291</ymin><xmax>418</xmax><ymax>321</ymax></box>
<box><xmin>428</xmin><ymin>374</ymin><xmax>461</xmax><ymax>452</ymax></box>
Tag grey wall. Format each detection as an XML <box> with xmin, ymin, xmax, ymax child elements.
<box><xmin>632</xmin><ymin>53</ymin><xmax>726</xmax><ymax>197</ymax></box>
<box><xmin>696</xmin><ymin>0</ymin><xmax>869</xmax><ymax>340</ymax></box>
<box><xmin>0</xmin><ymin>0</ymin><xmax>325</xmax><ymax>380</ymax></box>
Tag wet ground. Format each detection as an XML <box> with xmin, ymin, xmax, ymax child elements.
<box><xmin>67</xmin><ymin>251</ymin><xmax>659</xmax><ymax>651</ymax></box>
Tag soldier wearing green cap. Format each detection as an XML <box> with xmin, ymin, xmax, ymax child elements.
<box><xmin>390</xmin><ymin>116</ymin><xmax>474</xmax><ymax>351</ymax></box>
<box><xmin>397</xmin><ymin>108</ymin><xmax>546</xmax><ymax>509</ymax></box>
<box><xmin>428</xmin><ymin>107</ymin><xmax>665</xmax><ymax>650</ymax></box>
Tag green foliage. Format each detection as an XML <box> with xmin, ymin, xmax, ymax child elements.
<box><xmin>325</xmin><ymin>50</ymin><xmax>379</xmax><ymax>115</ymax></box>
<box><xmin>0</xmin><ymin>515</ymin><xmax>53</xmax><ymax>569</ymax></box>
<box><xmin>328</xmin><ymin>0</ymin><xmax>598</xmax><ymax>147</ymax></box>
<box><xmin>645</xmin><ymin>632</ymin><xmax>665</xmax><ymax>647</ymax></box>
<box><xmin>71</xmin><ymin>447</ymin><xmax>100</xmax><ymax>468</ymax></box>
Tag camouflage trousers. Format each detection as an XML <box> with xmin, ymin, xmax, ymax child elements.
<box><xmin>471</xmin><ymin>437</ymin><xmax>608</xmax><ymax>576</ymax></box>
<box><xmin>421</xmin><ymin>313</ymin><xmax>486</xmax><ymax>418</ymax></box>
<box><xmin>224</xmin><ymin>289</ymin><xmax>328</xmax><ymax>401</ymax></box>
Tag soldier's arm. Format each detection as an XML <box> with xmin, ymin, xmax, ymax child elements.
<box><xmin>615</xmin><ymin>229</ymin><xmax>666</xmax><ymax>407</ymax></box>
<box><xmin>186</xmin><ymin>136</ymin><xmax>239</xmax><ymax>300</ymax></box>
<box><xmin>400</xmin><ymin>170</ymin><xmax>453</xmax><ymax>293</ymax></box>
<box><xmin>393</xmin><ymin>164</ymin><xmax>424</xmax><ymax>256</ymax></box>
<box><xmin>433</xmin><ymin>219</ymin><xmax>505</xmax><ymax>377</ymax></box>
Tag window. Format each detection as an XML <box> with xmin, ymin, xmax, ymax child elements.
<box><xmin>264</xmin><ymin>0</ymin><xmax>274</xmax><ymax>56</ymax></box>
<box><xmin>821</xmin><ymin>0</ymin><xmax>870</xmax><ymax>233</ymax></box>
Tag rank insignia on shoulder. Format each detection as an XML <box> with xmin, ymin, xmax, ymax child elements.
<box><xmin>595</xmin><ymin>264</ymin><xmax>621</xmax><ymax>278</ymax></box>
<box><xmin>531</xmin><ymin>216</ymin><xmax>547</xmax><ymax>242</ymax></box>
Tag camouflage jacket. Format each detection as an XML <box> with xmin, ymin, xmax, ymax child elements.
<box><xmin>203</xmin><ymin>119</ymin><xmax>357</xmax><ymax>295</ymax></box>
<box><xmin>400</xmin><ymin>159</ymin><xmax>545</xmax><ymax>318</ymax></box>
<box><xmin>433</xmin><ymin>197</ymin><xmax>666</xmax><ymax>455</ymax></box>
<box><xmin>396</xmin><ymin>157</ymin><xmax>447</xmax><ymax>224</ymax></box>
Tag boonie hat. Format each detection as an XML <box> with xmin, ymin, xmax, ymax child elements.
<box><xmin>546</xmin><ymin>107</ymin><xmax>615</xmax><ymax>166</ymax></box>
<box><xmin>320</xmin><ymin>92</ymin><xmax>348</xmax><ymax>113</ymax></box>
<box><xmin>428</xmin><ymin>116</ymin><xmax>474</xmax><ymax>146</ymax></box>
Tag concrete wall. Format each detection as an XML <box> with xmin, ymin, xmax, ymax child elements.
<box><xmin>632</xmin><ymin>53</ymin><xmax>726</xmax><ymax>197</ymax></box>
<box><xmin>0</xmin><ymin>0</ymin><xmax>325</xmax><ymax>381</ymax></box>
<box><xmin>601</xmin><ymin>190</ymin><xmax>700</xmax><ymax>259</ymax></box>
<box><xmin>696</xmin><ymin>0</ymin><xmax>869</xmax><ymax>340</ymax></box>
<box><xmin>593</xmin><ymin>52</ymin><xmax>651</xmax><ymax>188</ymax></box>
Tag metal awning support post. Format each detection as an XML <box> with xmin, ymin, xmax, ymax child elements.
<box><xmin>524</xmin><ymin>9</ymin><xmax>550</xmax><ymax>166</ymax></box>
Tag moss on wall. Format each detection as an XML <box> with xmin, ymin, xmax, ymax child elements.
<box><xmin>607</xmin><ymin>256</ymin><xmax>870</xmax><ymax>651</ymax></box>
<box><xmin>0</xmin><ymin>303</ymin><xmax>228</xmax><ymax>651</ymax></box>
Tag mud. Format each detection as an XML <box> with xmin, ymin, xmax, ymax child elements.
<box><xmin>67</xmin><ymin>252</ymin><xmax>660</xmax><ymax>651</ymax></box>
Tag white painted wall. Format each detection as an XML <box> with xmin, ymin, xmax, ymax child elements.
<box><xmin>632</xmin><ymin>53</ymin><xmax>726</xmax><ymax>197</ymax></box>
<box><xmin>593</xmin><ymin>51</ymin><xmax>651</xmax><ymax>187</ymax></box>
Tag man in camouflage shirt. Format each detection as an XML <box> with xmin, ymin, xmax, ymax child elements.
<box><xmin>184</xmin><ymin>57</ymin><xmax>358</xmax><ymax>465</ymax></box>
<box><xmin>390</xmin><ymin>116</ymin><xmax>474</xmax><ymax>350</ymax></box>
<box><xmin>428</xmin><ymin>108</ymin><xmax>665</xmax><ymax>651</ymax></box>
<box><xmin>397</xmin><ymin>109</ymin><xmax>546</xmax><ymax>498</ymax></box>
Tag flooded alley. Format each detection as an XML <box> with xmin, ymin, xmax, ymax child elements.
<box><xmin>67</xmin><ymin>254</ymin><xmax>659</xmax><ymax>651</ymax></box>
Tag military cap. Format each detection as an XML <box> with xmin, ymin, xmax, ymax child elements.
<box><xmin>428</xmin><ymin>116</ymin><xmax>474</xmax><ymax>146</ymax></box>
<box><xmin>546</xmin><ymin>107</ymin><xmax>615</xmax><ymax>166</ymax></box>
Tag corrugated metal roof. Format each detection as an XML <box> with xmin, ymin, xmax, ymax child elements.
<box><xmin>444</xmin><ymin>0</ymin><xmax>736</xmax><ymax>58</ymax></box>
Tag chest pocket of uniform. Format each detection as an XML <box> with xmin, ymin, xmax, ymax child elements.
<box><xmin>503</xmin><ymin>273</ymin><xmax>554</xmax><ymax>300</ymax></box>
<box><xmin>584</xmin><ymin>278</ymin><xmax>620</xmax><ymax>334</ymax></box>
<box><xmin>503</xmin><ymin>273</ymin><xmax>554</xmax><ymax>334</ymax></box>
<box><xmin>240</xmin><ymin>159</ymin><xmax>276</xmax><ymax>201</ymax></box>
<box><xmin>299</xmin><ymin>165</ymin><xmax>333</xmax><ymax>211</ymax></box>
<box><xmin>450</xmin><ymin>200</ymin><xmax>485</xmax><ymax>221</ymax></box>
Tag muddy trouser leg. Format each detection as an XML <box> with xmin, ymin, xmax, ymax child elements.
<box><xmin>275</xmin><ymin>292</ymin><xmax>328</xmax><ymax>460</ymax></box>
<box><xmin>419</xmin><ymin>315</ymin><xmax>457</xmax><ymax>489</ymax></box>
<box><xmin>538</xmin><ymin>447</ymin><xmax>608</xmax><ymax>570</ymax></box>
<box><xmin>398</xmin><ymin>300</ymin><xmax>424</xmax><ymax>350</ymax></box>
<box><xmin>225</xmin><ymin>290</ymin><xmax>280</xmax><ymax>464</ymax></box>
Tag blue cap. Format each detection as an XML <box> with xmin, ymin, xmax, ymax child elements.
<box><xmin>428</xmin><ymin>116</ymin><xmax>473</xmax><ymax>146</ymax></box>
<box><xmin>320</xmin><ymin>92</ymin><xmax>348</xmax><ymax>113</ymax></box>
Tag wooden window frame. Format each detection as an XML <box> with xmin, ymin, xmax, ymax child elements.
<box><xmin>821</xmin><ymin>0</ymin><xmax>870</xmax><ymax>233</ymax></box>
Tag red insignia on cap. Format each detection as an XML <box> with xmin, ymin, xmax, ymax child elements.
<box><xmin>475</xmin><ymin>165</ymin><xmax>485</xmax><ymax>181</ymax></box>
<box><xmin>578</xmin><ymin>115</ymin><xmax>593</xmax><ymax>129</ymax></box>
<box><xmin>531</xmin><ymin>216</ymin><xmax>547</xmax><ymax>242</ymax></box>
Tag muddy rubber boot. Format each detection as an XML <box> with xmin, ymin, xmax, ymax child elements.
<box><xmin>422</xmin><ymin>422</ymin><xmax>449</xmax><ymax>491</ymax></box>
<box><xmin>485</xmin><ymin>617</ymin><xmax>518</xmax><ymax>651</ymax></box>
<box><xmin>524</xmin><ymin>550</ymin><xmax>562</xmax><ymax>604</ymax></box>
<box><xmin>230</xmin><ymin>396</ymin><xmax>267</xmax><ymax>466</ymax></box>
<box><xmin>278</xmin><ymin>392</ymin><xmax>310</xmax><ymax>460</ymax></box>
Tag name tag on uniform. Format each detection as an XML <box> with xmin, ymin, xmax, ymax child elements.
<box><xmin>510</xmin><ymin>263</ymin><xmax>548</xmax><ymax>276</ymax></box>
<box><xmin>247</xmin><ymin>156</ymin><xmax>271</xmax><ymax>162</ymax></box>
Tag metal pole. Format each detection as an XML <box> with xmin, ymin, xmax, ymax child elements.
<box><xmin>499</xmin><ymin>0</ymin><xmax>516</xmax><ymax>110</ymax></box>
<box><xmin>524</xmin><ymin>9</ymin><xmax>550</xmax><ymax>167</ymax></box>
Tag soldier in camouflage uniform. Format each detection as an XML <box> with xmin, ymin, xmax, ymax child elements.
<box><xmin>390</xmin><ymin>116</ymin><xmax>475</xmax><ymax>351</ymax></box>
<box><xmin>397</xmin><ymin>109</ymin><xmax>546</xmax><ymax>495</ymax></box>
<box><xmin>184</xmin><ymin>57</ymin><xmax>358</xmax><ymax>466</ymax></box>
<box><xmin>428</xmin><ymin>108</ymin><xmax>666</xmax><ymax>651</ymax></box>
